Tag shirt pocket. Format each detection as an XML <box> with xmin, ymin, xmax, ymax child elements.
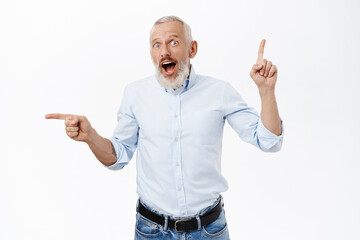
<box><xmin>189</xmin><ymin>110</ymin><xmax>224</xmax><ymax>145</ymax></box>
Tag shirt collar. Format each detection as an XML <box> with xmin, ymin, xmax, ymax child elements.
<box><xmin>154</xmin><ymin>64</ymin><xmax>198</xmax><ymax>95</ymax></box>
<box><xmin>186</xmin><ymin>64</ymin><xmax>198</xmax><ymax>91</ymax></box>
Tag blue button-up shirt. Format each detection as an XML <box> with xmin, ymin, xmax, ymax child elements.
<box><xmin>108</xmin><ymin>65</ymin><xmax>283</xmax><ymax>217</ymax></box>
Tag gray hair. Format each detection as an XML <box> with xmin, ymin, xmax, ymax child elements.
<box><xmin>150</xmin><ymin>16</ymin><xmax>193</xmax><ymax>46</ymax></box>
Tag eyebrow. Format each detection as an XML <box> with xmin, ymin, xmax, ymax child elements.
<box><xmin>151</xmin><ymin>38</ymin><xmax>160</xmax><ymax>44</ymax></box>
<box><xmin>151</xmin><ymin>34</ymin><xmax>181</xmax><ymax>44</ymax></box>
<box><xmin>168</xmin><ymin>34</ymin><xmax>180</xmax><ymax>39</ymax></box>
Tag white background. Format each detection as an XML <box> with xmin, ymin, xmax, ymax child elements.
<box><xmin>1</xmin><ymin>0</ymin><xmax>359</xmax><ymax>239</ymax></box>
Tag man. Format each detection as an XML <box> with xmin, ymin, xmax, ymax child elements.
<box><xmin>45</xmin><ymin>16</ymin><xmax>283</xmax><ymax>239</ymax></box>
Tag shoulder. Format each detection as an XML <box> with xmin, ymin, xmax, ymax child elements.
<box><xmin>194</xmin><ymin>73</ymin><xmax>242</xmax><ymax>99</ymax></box>
<box><xmin>123</xmin><ymin>75</ymin><xmax>155</xmax><ymax>93</ymax></box>
<box><xmin>195</xmin><ymin>73</ymin><xmax>228</xmax><ymax>89</ymax></box>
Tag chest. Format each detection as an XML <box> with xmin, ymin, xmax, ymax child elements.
<box><xmin>133</xmin><ymin>89</ymin><xmax>225</xmax><ymax>144</ymax></box>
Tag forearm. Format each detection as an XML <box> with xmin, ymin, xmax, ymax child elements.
<box><xmin>259</xmin><ymin>88</ymin><xmax>282</xmax><ymax>136</ymax></box>
<box><xmin>85</xmin><ymin>128</ymin><xmax>117</xmax><ymax>166</ymax></box>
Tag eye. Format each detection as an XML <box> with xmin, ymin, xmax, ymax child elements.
<box><xmin>153</xmin><ymin>43</ymin><xmax>160</xmax><ymax>48</ymax></box>
<box><xmin>171</xmin><ymin>40</ymin><xmax>178</xmax><ymax>46</ymax></box>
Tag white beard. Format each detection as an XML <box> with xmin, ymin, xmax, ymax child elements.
<box><xmin>154</xmin><ymin>60</ymin><xmax>190</xmax><ymax>90</ymax></box>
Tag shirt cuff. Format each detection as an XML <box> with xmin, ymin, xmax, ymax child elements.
<box><xmin>103</xmin><ymin>137</ymin><xmax>127</xmax><ymax>170</ymax></box>
<box><xmin>257</xmin><ymin>118</ymin><xmax>284</xmax><ymax>150</ymax></box>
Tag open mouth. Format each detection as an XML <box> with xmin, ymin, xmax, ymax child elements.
<box><xmin>161</xmin><ymin>61</ymin><xmax>177</xmax><ymax>75</ymax></box>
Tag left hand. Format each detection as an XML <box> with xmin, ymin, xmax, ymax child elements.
<box><xmin>250</xmin><ymin>39</ymin><xmax>278</xmax><ymax>90</ymax></box>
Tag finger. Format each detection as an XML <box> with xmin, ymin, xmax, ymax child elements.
<box><xmin>250</xmin><ymin>63</ymin><xmax>263</xmax><ymax>77</ymax></box>
<box><xmin>260</xmin><ymin>59</ymin><xmax>267</xmax><ymax>76</ymax></box>
<box><xmin>45</xmin><ymin>113</ymin><xmax>73</xmax><ymax>120</ymax></box>
<box><xmin>264</xmin><ymin>61</ymin><xmax>272</xmax><ymax>77</ymax></box>
<box><xmin>268</xmin><ymin>65</ymin><xmax>277</xmax><ymax>78</ymax></box>
<box><xmin>66</xmin><ymin>126</ymin><xmax>79</xmax><ymax>132</ymax></box>
<box><xmin>65</xmin><ymin>117</ymin><xmax>79</xmax><ymax>127</ymax></box>
<box><xmin>256</xmin><ymin>39</ymin><xmax>266</xmax><ymax>63</ymax></box>
<box><xmin>67</xmin><ymin>131</ymin><xmax>79</xmax><ymax>138</ymax></box>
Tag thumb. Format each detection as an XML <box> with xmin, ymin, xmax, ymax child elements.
<box><xmin>255</xmin><ymin>63</ymin><xmax>263</xmax><ymax>70</ymax></box>
<box><xmin>65</xmin><ymin>115</ymin><xmax>80</xmax><ymax>127</ymax></box>
<box><xmin>250</xmin><ymin>63</ymin><xmax>263</xmax><ymax>76</ymax></box>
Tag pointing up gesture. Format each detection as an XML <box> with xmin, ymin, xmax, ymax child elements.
<box><xmin>45</xmin><ymin>113</ymin><xmax>94</xmax><ymax>143</ymax></box>
<box><xmin>250</xmin><ymin>39</ymin><xmax>278</xmax><ymax>90</ymax></box>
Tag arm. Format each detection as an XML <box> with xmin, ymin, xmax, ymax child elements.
<box><xmin>45</xmin><ymin>113</ymin><xmax>117</xmax><ymax>166</ymax></box>
<box><xmin>86</xmin><ymin>128</ymin><xmax>117</xmax><ymax>166</ymax></box>
<box><xmin>46</xmin><ymin>87</ymin><xmax>139</xmax><ymax>169</ymax></box>
<box><xmin>250</xmin><ymin>39</ymin><xmax>282</xmax><ymax>136</ymax></box>
<box><xmin>259</xmin><ymin>89</ymin><xmax>281</xmax><ymax>136</ymax></box>
<box><xmin>223</xmin><ymin>82</ymin><xmax>283</xmax><ymax>152</ymax></box>
<box><xmin>223</xmin><ymin>39</ymin><xmax>283</xmax><ymax>151</ymax></box>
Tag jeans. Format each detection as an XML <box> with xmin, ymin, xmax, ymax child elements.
<box><xmin>134</xmin><ymin>195</ymin><xmax>230</xmax><ymax>240</ymax></box>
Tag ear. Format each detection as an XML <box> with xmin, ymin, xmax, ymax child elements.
<box><xmin>188</xmin><ymin>40</ymin><xmax>198</xmax><ymax>59</ymax></box>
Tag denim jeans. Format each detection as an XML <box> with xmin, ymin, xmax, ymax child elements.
<box><xmin>134</xmin><ymin>195</ymin><xmax>230</xmax><ymax>240</ymax></box>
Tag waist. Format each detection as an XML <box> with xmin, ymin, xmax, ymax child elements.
<box><xmin>136</xmin><ymin>196</ymin><xmax>224</xmax><ymax>232</ymax></box>
<box><xmin>137</xmin><ymin>194</ymin><xmax>223</xmax><ymax>219</ymax></box>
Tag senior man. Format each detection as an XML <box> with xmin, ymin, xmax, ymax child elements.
<box><xmin>46</xmin><ymin>16</ymin><xmax>283</xmax><ymax>240</ymax></box>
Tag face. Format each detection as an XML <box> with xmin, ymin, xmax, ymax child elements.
<box><xmin>150</xmin><ymin>21</ymin><xmax>197</xmax><ymax>82</ymax></box>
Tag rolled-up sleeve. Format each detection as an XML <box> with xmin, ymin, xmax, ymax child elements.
<box><xmin>106</xmin><ymin>85</ymin><xmax>139</xmax><ymax>170</ymax></box>
<box><xmin>222</xmin><ymin>82</ymin><xmax>284</xmax><ymax>152</ymax></box>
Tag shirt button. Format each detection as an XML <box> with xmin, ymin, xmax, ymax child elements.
<box><xmin>175</xmin><ymin>137</ymin><xmax>179</xmax><ymax>142</ymax></box>
<box><xmin>178</xmin><ymin>186</ymin><xmax>182</xmax><ymax>191</ymax></box>
<box><xmin>174</xmin><ymin>114</ymin><xmax>178</xmax><ymax>118</ymax></box>
<box><xmin>181</xmin><ymin>213</ymin><xmax>185</xmax><ymax>216</ymax></box>
<box><xmin>176</xmin><ymin>162</ymin><xmax>180</xmax><ymax>166</ymax></box>
<box><xmin>175</xmin><ymin>93</ymin><xmax>178</xmax><ymax>96</ymax></box>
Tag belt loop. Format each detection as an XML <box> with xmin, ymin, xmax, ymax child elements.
<box><xmin>164</xmin><ymin>215</ymin><xmax>168</xmax><ymax>231</ymax></box>
<box><xmin>196</xmin><ymin>215</ymin><xmax>201</xmax><ymax>230</ymax></box>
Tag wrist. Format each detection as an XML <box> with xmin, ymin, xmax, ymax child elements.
<box><xmin>258</xmin><ymin>87</ymin><xmax>275</xmax><ymax>99</ymax></box>
<box><xmin>85</xmin><ymin>127</ymin><xmax>98</xmax><ymax>145</ymax></box>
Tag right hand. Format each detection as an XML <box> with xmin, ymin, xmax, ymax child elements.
<box><xmin>45</xmin><ymin>113</ymin><xmax>94</xmax><ymax>142</ymax></box>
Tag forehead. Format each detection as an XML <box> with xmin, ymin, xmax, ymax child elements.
<box><xmin>150</xmin><ymin>21</ymin><xmax>186</xmax><ymax>41</ymax></box>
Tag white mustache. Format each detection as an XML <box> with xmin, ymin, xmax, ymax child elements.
<box><xmin>154</xmin><ymin>59</ymin><xmax>189</xmax><ymax>90</ymax></box>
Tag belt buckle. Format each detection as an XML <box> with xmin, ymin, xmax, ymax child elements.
<box><xmin>174</xmin><ymin>218</ymin><xmax>190</xmax><ymax>232</ymax></box>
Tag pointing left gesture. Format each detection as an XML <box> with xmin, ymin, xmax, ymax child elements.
<box><xmin>45</xmin><ymin>113</ymin><xmax>94</xmax><ymax>143</ymax></box>
<box><xmin>250</xmin><ymin>39</ymin><xmax>278</xmax><ymax>90</ymax></box>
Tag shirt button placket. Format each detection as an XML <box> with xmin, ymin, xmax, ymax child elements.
<box><xmin>172</xmin><ymin>92</ymin><xmax>187</xmax><ymax>216</ymax></box>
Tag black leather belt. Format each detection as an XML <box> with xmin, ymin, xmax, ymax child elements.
<box><xmin>137</xmin><ymin>199</ymin><xmax>223</xmax><ymax>232</ymax></box>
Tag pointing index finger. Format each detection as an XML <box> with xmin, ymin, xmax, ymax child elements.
<box><xmin>256</xmin><ymin>39</ymin><xmax>266</xmax><ymax>63</ymax></box>
<box><xmin>45</xmin><ymin>113</ymin><xmax>72</xmax><ymax>120</ymax></box>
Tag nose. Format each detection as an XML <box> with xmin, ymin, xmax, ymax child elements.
<box><xmin>160</xmin><ymin>45</ymin><xmax>170</xmax><ymax>58</ymax></box>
